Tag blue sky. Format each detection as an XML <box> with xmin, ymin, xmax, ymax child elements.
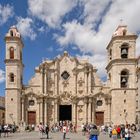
<box><xmin>0</xmin><ymin>0</ymin><xmax>140</xmax><ymax>96</ymax></box>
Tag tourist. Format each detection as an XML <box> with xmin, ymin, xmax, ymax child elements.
<box><xmin>62</xmin><ymin>124</ymin><xmax>67</xmax><ymax>140</ymax></box>
<box><xmin>38</xmin><ymin>122</ymin><xmax>44</xmax><ymax>139</ymax></box>
<box><xmin>45</xmin><ymin>124</ymin><xmax>49</xmax><ymax>139</ymax></box>
<box><xmin>108</xmin><ymin>125</ymin><xmax>112</xmax><ymax>138</ymax></box>
<box><xmin>116</xmin><ymin>125</ymin><xmax>121</xmax><ymax>139</ymax></box>
<box><xmin>89</xmin><ymin>125</ymin><xmax>99</xmax><ymax>140</ymax></box>
<box><xmin>125</xmin><ymin>124</ymin><xmax>131</xmax><ymax>140</ymax></box>
<box><xmin>4</xmin><ymin>124</ymin><xmax>9</xmax><ymax>137</ymax></box>
<box><xmin>112</xmin><ymin>126</ymin><xmax>117</xmax><ymax>140</ymax></box>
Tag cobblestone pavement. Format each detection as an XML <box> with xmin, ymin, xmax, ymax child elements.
<box><xmin>0</xmin><ymin>131</ymin><xmax>140</xmax><ymax>140</ymax></box>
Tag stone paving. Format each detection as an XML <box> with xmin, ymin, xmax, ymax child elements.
<box><xmin>0</xmin><ymin>131</ymin><xmax>140</xmax><ymax>140</ymax></box>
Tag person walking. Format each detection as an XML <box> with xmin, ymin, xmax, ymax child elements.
<box><xmin>45</xmin><ymin>124</ymin><xmax>49</xmax><ymax>139</ymax></box>
<box><xmin>38</xmin><ymin>122</ymin><xmax>44</xmax><ymax>139</ymax></box>
<box><xmin>62</xmin><ymin>124</ymin><xmax>67</xmax><ymax>140</ymax></box>
<box><xmin>89</xmin><ymin>125</ymin><xmax>99</xmax><ymax>140</ymax></box>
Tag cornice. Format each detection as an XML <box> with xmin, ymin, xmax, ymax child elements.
<box><xmin>106</xmin><ymin>58</ymin><xmax>137</xmax><ymax>71</ymax></box>
<box><xmin>5</xmin><ymin>59</ymin><xmax>24</xmax><ymax>65</ymax></box>
<box><xmin>110</xmin><ymin>88</ymin><xmax>137</xmax><ymax>92</ymax></box>
<box><xmin>106</xmin><ymin>35</ymin><xmax>138</xmax><ymax>50</ymax></box>
<box><xmin>5</xmin><ymin>88</ymin><xmax>21</xmax><ymax>90</ymax></box>
<box><xmin>5</xmin><ymin>36</ymin><xmax>24</xmax><ymax>47</ymax></box>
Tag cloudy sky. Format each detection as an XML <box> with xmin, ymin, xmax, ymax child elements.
<box><xmin>0</xmin><ymin>0</ymin><xmax>140</xmax><ymax>96</ymax></box>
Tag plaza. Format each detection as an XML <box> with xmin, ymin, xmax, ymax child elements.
<box><xmin>0</xmin><ymin>131</ymin><xmax>140</xmax><ymax>140</ymax></box>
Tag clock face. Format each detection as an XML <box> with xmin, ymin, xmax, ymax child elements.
<box><xmin>61</xmin><ymin>71</ymin><xmax>70</xmax><ymax>80</ymax></box>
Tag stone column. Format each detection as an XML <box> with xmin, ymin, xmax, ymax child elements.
<box><xmin>88</xmin><ymin>70</ymin><xmax>91</xmax><ymax>94</ymax></box>
<box><xmin>42</xmin><ymin>69</ymin><xmax>44</xmax><ymax>94</ymax></box>
<box><xmin>37</xmin><ymin>99</ymin><xmax>40</xmax><ymax>124</ymax></box>
<box><xmin>72</xmin><ymin>101</ymin><xmax>77</xmax><ymax>124</ymax></box>
<box><xmin>84</xmin><ymin>98</ymin><xmax>88</xmax><ymax>123</ymax></box>
<box><xmin>44</xmin><ymin>72</ymin><xmax>46</xmax><ymax>94</ymax></box>
<box><xmin>88</xmin><ymin>98</ymin><xmax>92</xmax><ymax>123</ymax></box>
<box><xmin>108</xmin><ymin>98</ymin><xmax>111</xmax><ymax>124</ymax></box>
<box><xmin>54</xmin><ymin>99</ymin><xmax>58</xmax><ymax>123</ymax></box>
<box><xmin>44</xmin><ymin>99</ymin><xmax>48</xmax><ymax>124</ymax></box>
<box><xmin>54</xmin><ymin>71</ymin><xmax>58</xmax><ymax>95</ymax></box>
<box><xmin>92</xmin><ymin>99</ymin><xmax>95</xmax><ymax>123</ymax></box>
<box><xmin>73</xmin><ymin>72</ymin><xmax>77</xmax><ymax>95</ymax></box>
<box><xmin>84</xmin><ymin>71</ymin><xmax>88</xmax><ymax>94</ymax></box>
<box><xmin>21</xmin><ymin>99</ymin><xmax>25</xmax><ymax>123</ymax></box>
<box><xmin>39</xmin><ymin>99</ymin><xmax>43</xmax><ymax>123</ymax></box>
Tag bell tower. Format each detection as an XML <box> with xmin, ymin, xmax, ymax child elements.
<box><xmin>5</xmin><ymin>26</ymin><xmax>24</xmax><ymax>125</ymax></box>
<box><xmin>106</xmin><ymin>25</ymin><xmax>137</xmax><ymax>124</ymax></box>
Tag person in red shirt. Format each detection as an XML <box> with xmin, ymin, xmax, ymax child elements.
<box><xmin>116</xmin><ymin>125</ymin><xmax>121</xmax><ymax>139</ymax></box>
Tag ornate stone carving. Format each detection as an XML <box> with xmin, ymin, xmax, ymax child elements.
<box><xmin>78</xmin><ymin>105</ymin><xmax>83</xmax><ymax>121</ymax></box>
<box><xmin>47</xmin><ymin>103</ymin><xmax>54</xmax><ymax>122</ymax></box>
<box><xmin>59</xmin><ymin>91</ymin><xmax>74</xmax><ymax>104</ymax></box>
<box><xmin>62</xmin><ymin>81</ymin><xmax>69</xmax><ymax>88</ymax></box>
<box><xmin>78</xmin><ymin>77</ymin><xmax>84</xmax><ymax>87</ymax></box>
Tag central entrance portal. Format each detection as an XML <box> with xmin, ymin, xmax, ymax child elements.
<box><xmin>59</xmin><ymin>105</ymin><xmax>72</xmax><ymax>121</ymax></box>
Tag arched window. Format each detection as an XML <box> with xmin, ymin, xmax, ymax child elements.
<box><xmin>120</xmin><ymin>70</ymin><xmax>129</xmax><ymax>88</ymax></box>
<box><xmin>123</xmin><ymin>29</ymin><xmax>127</xmax><ymax>36</ymax></box>
<box><xmin>10</xmin><ymin>30</ymin><xmax>13</xmax><ymax>36</ymax></box>
<box><xmin>10</xmin><ymin>73</ymin><xmax>14</xmax><ymax>82</ymax></box>
<box><xmin>121</xmin><ymin>43</ymin><xmax>129</xmax><ymax>58</ymax></box>
<box><xmin>9</xmin><ymin>47</ymin><xmax>14</xmax><ymax>59</ymax></box>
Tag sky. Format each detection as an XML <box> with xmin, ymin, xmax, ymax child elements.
<box><xmin>0</xmin><ymin>0</ymin><xmax>140</xmax><ymax>96</ymax></box>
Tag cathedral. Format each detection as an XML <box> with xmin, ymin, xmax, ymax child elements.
<box><xmin>5</xmin><ymin>25</ymin><xmax>139</xmax><ymax>127</ymax></box>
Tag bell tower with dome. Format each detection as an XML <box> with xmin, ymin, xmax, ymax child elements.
<box><xmin>5</xmin><ymin>26</ymin><xmax>24</xmax><ymax>125</ymax></box>
<box><xmin>106</xmin><ymin>25</ymin><xmax>138</xmax><ymax>124</ymax></box>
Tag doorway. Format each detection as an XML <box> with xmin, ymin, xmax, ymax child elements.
<box><xmin>95</xmin><ymin>112</ymin><xmax>104</xmax><ymax>126</ymax></box>
<box><xmin>59</xmin><ymin>105</ymin><xmax>72</xmax><ymax>121</ymax></box>
<box><xmin>28</xmin><ymin>111</ymin><xmax>36</xmax><ymax>125</ymax></box>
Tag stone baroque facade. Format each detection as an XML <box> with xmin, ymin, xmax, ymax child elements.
<box><xmin>5</xmin><ymin>25</ymin><xmax>139</xmax><ymax>127</ymax></box>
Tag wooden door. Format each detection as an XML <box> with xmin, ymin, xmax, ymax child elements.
<box><xmin>95</xmin><ymin>112</ymin><xmax>104</xmax><ymax>126</ymax></box>
<box><xmin>28</xmin><ymin>111</ymin><xmax>36</xmax><ymax>125</ymax></box>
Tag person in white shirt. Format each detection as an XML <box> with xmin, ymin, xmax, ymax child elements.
<box><xmin>62</xmin><ymin>124</ymin><xmax>67</xmax><ymax>140</ymax></box>
<box><xmin>125</xmin><ymin>124</ymin><xmax>131</xmax><ymax>140</ymax></box>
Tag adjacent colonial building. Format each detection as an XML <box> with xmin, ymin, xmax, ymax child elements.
<box><xmin>5</xmin><ymin>25</ymin><xmax>139</xmax><ymax>127</ymax></box>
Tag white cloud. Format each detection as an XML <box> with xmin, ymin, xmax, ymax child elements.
<box><xmin>0</xmin><ymin>69</ymin><xmax>5</xmax><ymax>83</ymax></box>
<box><xmin>38</xmin><ymin>26</ymin><xmax>45</xmax><ymax>32</ymax></box>
<box><xmin>80</xmin><ymin>0</ymin><xmax>112</xmax><ymax>28</ymax></box>
<box><xmin>56</xmin><ymin>20</ymin><xmax>106</xmax><ymax>54</ymax></box>
<box><xmin>28</xmin><ymin>0</ymin><xmax>77</xmax><ymax>28</ymax></box>
<box><xmin>16</xmin><ymin>17</ymin><xmax>37</xmax><ymax>40</ymax></box>
<box><xmin>56</xmin><ymin>0</ymin><xmax>140</xmax><ymax>79</ymax></box>
<box><xmin>0</xmin><ymin>4</ymin><xmax>14</xmax><ymax>25</ymax></box>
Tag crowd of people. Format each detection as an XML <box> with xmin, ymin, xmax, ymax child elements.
<box><xmin>0</xmin><ymin>123</ymin><xmax>17</xmax><ymax>138</ymax></box>
<box><xmin>107</xmin><ymin>124</ymin><xmax>137</xmax><ymax>140</ymax></box>
<box><xmin>37</xmin><ymin>121</ymin><xmax>77</xmax><ymax>139</ymax></box>
<box><xmin>0</xmin><ymin>121</ymin><xmax>140</xmax><ymax>140</ymax></box>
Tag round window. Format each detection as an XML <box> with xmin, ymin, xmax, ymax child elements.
<box><xmin>96</xmin><ymin>100</ymin><xmax>103</xmax><ymax>106</ymax></box>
